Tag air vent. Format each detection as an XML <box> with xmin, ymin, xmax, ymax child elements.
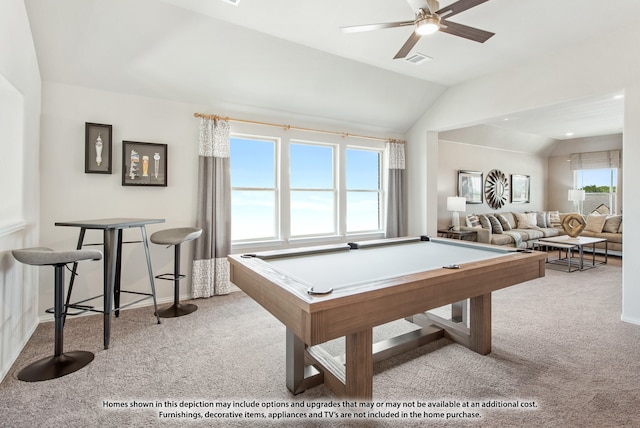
<box><xmin>404</xmin><ymin>53</ymin><xmax>432</xmax><ymax>65</ymax></box>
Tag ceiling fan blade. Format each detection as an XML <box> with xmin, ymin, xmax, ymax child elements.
<box><xmin>394</xmin><ymin>32</ymin><xmax>422</xmax><ymax>59</ymax></box>
<box><xmin>439</xmin><ymin>20</ymin><xmax>494</xmax><ymax>43</ymax></box>
<box><xmin>436</xmin><ymin>0</ymin><xmax>490</xmax><ymax>19</ymax></box>
<box><xmin>341</xmin><ymin>20</ymin><xmax>414</xmax><ymax>33</ymax></box>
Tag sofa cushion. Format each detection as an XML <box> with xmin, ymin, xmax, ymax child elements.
<box><xmin>497</xmin><ymin>214</ymin><xmax>513</xmax><ymax>231</ymax></box>
<box><xmin>513</xmin><ymin>228</ymin><xmax>544</xmax><ymax>240</ymax></box>
<box><xmin>581</xmin><ymin>230</ymin><xmax>622</xmax><ymax>244</ymax></box>
<box><xmin>487</xmin><ymin>215</ymin><xmax>503</xmax><ymax>233</ymax></box>
<box><xmin>585</xmin><ymin>214</ymin><xmax>607</xmax><ymax>233</ymax></box>
<box><xmin>490</xmin><ymin>234</ymin><xmax>516</xmax><ymax>246</ymax></box>
<box><xmin>603</xmin><ymin>215</ymin><xmax>622</xmax><ymax>233</ymax></box>
<box><xmin>514</xmin><ymin>212</ymin><xmax>537</xmax><ymax>228</ymax></box>
<box><xmin>534</xmin><ymin>212</ymin><xmax>548</xmax><ymax>228</ymax></box>
<box><xmin>539</xmin><ymin>227</ymin><xmax>561</xmax><ymax>238</ymax></box>
<box><xmin>466</xmin><ymin>214</ymin><xmax>481</xmax><ymax>228</ymax></box>
<box><xmin>548</xmin><ymin>211</ymin><xmax>561</xmax><ymax>228</ymax></box>
<box><xmin>479</xmin><ymin>214</ymin><xmax>492</xmax><ymax>231</ymax></box>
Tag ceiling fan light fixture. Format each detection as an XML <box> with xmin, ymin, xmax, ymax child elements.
<box><xmin>415</xmin><ymin>16</ymin><xmax>440</xmax><ymax>35</ymax></box>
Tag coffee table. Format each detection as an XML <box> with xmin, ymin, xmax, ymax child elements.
<box><xmin>534</xmin><ymin>236</ymin><xmax>608</xmax><ymax>272</ymax></box>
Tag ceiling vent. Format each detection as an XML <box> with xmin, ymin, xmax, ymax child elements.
<box><xmin>404</xmin><ymin>53</ymin><xmax>432</xmax><ymax>65</ymax></box>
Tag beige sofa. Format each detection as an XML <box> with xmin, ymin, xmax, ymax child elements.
<box><xmin>461</xmin><ymin>211</ymin><xmax>622</xmax><ymax>254</ymax></box>
<box><xmin>461</xmin><ymin>211</ymin><xmax>562</xmax><ymax>249</ymax></box>
<box><xmin>577</xmin><ymin>213</ymin><xmax>622</xmax><ymax>253</ymax></box>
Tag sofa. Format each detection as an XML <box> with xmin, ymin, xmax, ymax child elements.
<box><xmin>461</xmin><ymin>211</ymin><xmax>622</xmax><ymax>254</ymax></box>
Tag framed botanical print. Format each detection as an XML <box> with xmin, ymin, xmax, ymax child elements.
<box><xmin>458</xmin><ymin>170</ymin><xmax>483</xmax><ymax>204</ymax></box>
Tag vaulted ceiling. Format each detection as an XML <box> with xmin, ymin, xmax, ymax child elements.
<box><xmin>25</xmin><ymin>0</ymin><xmax>635</xmax><ymax>139</ymax></box>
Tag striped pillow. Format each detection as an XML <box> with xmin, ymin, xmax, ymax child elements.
<box><xmin>487</xmin><ymin>215</ymin><xmax>503</xmax><ymax>234</ymax></box>
<box><xmin>497</xmin><ymin>214</ymin><xmax>512</xmax><ymax>231</ymax></box>
<box><xmin>548</xmin><ymin>211</ymin><xmax>561</xmax><ymax>228</ymax></box>
<box><xmin>466</xmin><ymin>215</ymin><xmax>481</xmax><ymax>228</ymax></box>
<box><xmin>479</xmin><ymin>215</ymin><xmax>492</xmax><ymax>232</ymax></box>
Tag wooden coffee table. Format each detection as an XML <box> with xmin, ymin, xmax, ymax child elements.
<box><xmin>534</xmin><ymin>236</ymin><xmax>608</xmax><ymax>272</ymax></box>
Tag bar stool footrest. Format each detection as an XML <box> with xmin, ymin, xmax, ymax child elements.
<box><xmin>155</xmin><ymin>273</ymin><xmax>186</xmax><ymax>281</ymax></box>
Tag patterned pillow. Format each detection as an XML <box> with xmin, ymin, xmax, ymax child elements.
<box><xmin>497</xmin><ymin>214</ymin><xmax>512</xmax><ymax>231</ymax></box>
<box><xmin>478</xmin><ymin>215</ymin><xmax>492</xmax><ymax>232</ymax></box>
<box><xmin>548</xmin><ymin>211</ymin><xmax>561</xmax><ymax>228</ymax></box>
<box><xmin>487</xmin><ymin>215</ymin><xmax>503</xmax><ymax>234</ymax></box>
<box><xmin>466</xmin><ymin>215</ymin><xmax>481</xmax><ymax>228</ymax></box>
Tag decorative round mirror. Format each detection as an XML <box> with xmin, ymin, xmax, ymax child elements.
<box><xmin>484</xmin><ymin>169</ymin><xmax>509</xmax><ymax>209</ymax></box>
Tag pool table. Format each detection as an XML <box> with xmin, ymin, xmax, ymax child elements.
<box><xmin>228</xmin><ymin>236</ymin><xmax>546</xmax><ymax>399</ymax></box>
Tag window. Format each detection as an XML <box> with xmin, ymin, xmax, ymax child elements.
<box><xmin>346</xmin><ymin>148</ymin><xmax>381</xmax><ymax>232</ymax></box>
<box><xmin>230</xmin><ymin>136</ymin><xmax>278</xmax><ymax>241</ymax></box>
<box><xmin>229</xmin><ymin>129</ymin><xmax>385</xmax><ymax>245</ymax></box>
<box><xmin>289</xmin><ymin>142</ymin><xmax>336</xmax><ymax>237</ymax></box>
<box><xmin>574</xmin><ymin>168</ymin><xmax>617</xmax><ymax>214</ymax></box>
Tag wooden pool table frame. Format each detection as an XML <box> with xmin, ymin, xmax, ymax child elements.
<box><xmin>228</xmin><ymin>237</ymin><xmax>546</xmax><ymax>399</ymax></box>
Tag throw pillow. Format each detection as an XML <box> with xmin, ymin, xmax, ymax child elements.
<box><xmin>497</xmin><ymin>214</ymin><xmax>512</xmax><ymax>231</ymax></box>
<box><xmin>487</xmin><ymin>215</ymin><xmax>503</xmax><ymax>234</ymax></box>
<box><xmin>535</xmin><ymin>212</ymin><xmax>548</xmax><ymax>228</ymax></box>
<box><xmin>466</xmin><ymin>214</ymin><xmax>481</xmax><ymax>228</ymax></box>
<box><xmin>602</xmin><ymin>215</ymin><xmax>622</xmax><ymax>233</ymax></box>
<box><xmin>584</xmin><ymin>214</ymin><xmax>607</xmax><ymax>233</ymax></box>
<box><xmin>618</xmin><ymin>219</ymin><xmax>623</xmax><ymax>233</ymax></box>
<box><xmin>514</xmin><ymin>212</ymin><xmax>537</xmax><ymax>229</ymax></box>
<box><xmin>478</xmin><ymin>214</ymin><xmax>492</xmax><ymax>232</ymax></box>
<box><xmin>548</xmin><ymin>211</ymin><xmax>561</xmax><ymax>228</ymax></box>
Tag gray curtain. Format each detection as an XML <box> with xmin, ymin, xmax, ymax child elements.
<box><xmin>386</xmin><ymin>141</ymin><xmax>407</xmax><ymax>238</ymax></box>
<box><xmin>192</xmin><ymin>117</ymin><xmax>232</xmax><ymax>297</ymax></box>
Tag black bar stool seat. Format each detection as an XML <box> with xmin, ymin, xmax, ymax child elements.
<box><xmin>12</xmin><ymin>247</ymin><xmax>102</xmax><ymax>382</ymax></box>
<box><xmin>150</xmin><ymin>227</ymin><xmax>202</xmax><ymax>318</ymax></box>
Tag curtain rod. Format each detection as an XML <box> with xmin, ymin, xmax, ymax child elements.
<box><xmin>193</xmin><ymin>112</ymin><xmax>404</xmax><ymax>144</ymax></box>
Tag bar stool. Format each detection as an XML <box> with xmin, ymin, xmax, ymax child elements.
<box><xmin>150</xmin><ymin>227</ymin><xmax>202</xmax><ymax>318</ymax></box>
<box><xmin>12</xmin><ymin>247</ymin><xmax>102</xmax><ymax>382</ymax></box>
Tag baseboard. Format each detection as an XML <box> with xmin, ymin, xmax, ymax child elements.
<box><xmin>0</xmin><ymin>317</ymin><xmax>39</xmax><ymax>383</ymax></box>
<box><xmin>621</xmin><ymin>313</ymin><xmax>640</xmax><ymax>326</ymax></box>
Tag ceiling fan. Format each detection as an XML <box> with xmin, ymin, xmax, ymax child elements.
<box><xmin>341</xmin><ymin>0</ymin><xmax>495</xmax><ymax>59</ymax></box>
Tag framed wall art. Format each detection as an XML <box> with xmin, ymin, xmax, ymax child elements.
<box><xmin>122</xmin><ymin>141</ymin><xmax>167</xmax><ymax>187</ymax></box>
<box><xmin>457</xmin><ymin>170</ymin><xmax>483</xmax><ymax>204</ymax></box>
<box><xmin>85</xmin><ymin>122</ymin><xmax>112</xmax><ymax>174</ymax></box>
<box><xmin>511</xmin><ymin>174</ymin><xmax>530</xmax><ymax>203</ymax></box>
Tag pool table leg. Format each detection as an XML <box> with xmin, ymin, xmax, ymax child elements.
<box><xmin>345</xmin><ymin>329</ymin><xmax>373</xmax><ymax>399</ymax></box>
<box><xmin>285</xmin><ymin>328</ymin><xmax>323</xmax><ymax>395</ymax></box>
<box><xmin>469</xmin><ymin>293</ymin><xmax>491</xmax><ymax>355</ymax></box>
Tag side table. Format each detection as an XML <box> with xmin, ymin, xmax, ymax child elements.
<box><xmin>437</xmin><ymin>229</ymin><xmax>477</xmax><ymax>241</ymax></box>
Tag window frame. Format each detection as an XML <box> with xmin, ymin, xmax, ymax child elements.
<box><xmin>229</xmin><ymin>125</ymin><xmax>387</xmax><ymax>250</ymax></box>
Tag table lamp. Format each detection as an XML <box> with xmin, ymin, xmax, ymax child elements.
<box><xmin>568</xmin><ymin>189</ymin><xmax>585</xmax><ymax>214</ymax></box>
<box><xmin>447</xmin><ymin>196</ymin><xmax>467</xmax><ymax>231</ymax></box>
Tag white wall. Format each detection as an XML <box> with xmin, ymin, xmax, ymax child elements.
<box><xmin>38</xmin><ymin>82</ymin><xmax>399</xmax><ymax>318</ymax></box>
<box><xmin>407</xmin><ymin>24</ymin><xmax>640</xmax><ymax>324</ymax></box>
<box><xmin>0</xmin><ymin>0</ymin><xmax>42</xmax><ymax>381</ymax></box>
<box><xmin>436</xmin><ymin>140</ymin><xmax>548</xmax><ymax>230</ymax></box>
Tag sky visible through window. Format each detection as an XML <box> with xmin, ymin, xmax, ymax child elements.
<box><xmin>230</xmin><ymin>137</ymin><xmax>382</xmax><ymax>241</ymax></box>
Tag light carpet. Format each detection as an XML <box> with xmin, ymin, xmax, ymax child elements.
<box><xmin>1</xmin><ymin>261</ymin><xmax>638</xmax><ymax>427</ymax></box>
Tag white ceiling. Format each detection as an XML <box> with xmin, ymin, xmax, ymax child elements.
<box><xmin>24</xmin><ymin>0</ymin><xmax>634</xmax><ymax>139</ymax></box>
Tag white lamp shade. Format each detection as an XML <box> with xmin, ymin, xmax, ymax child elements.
<box><xmin>568</xmin><ymin>189</ymin><xmax>586</xmax><ymax>202</ymax></box>
<box><xmin>447</xmin><ymin>196</ymin><xmax>466</xmax><ymax>212</ymax></box>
